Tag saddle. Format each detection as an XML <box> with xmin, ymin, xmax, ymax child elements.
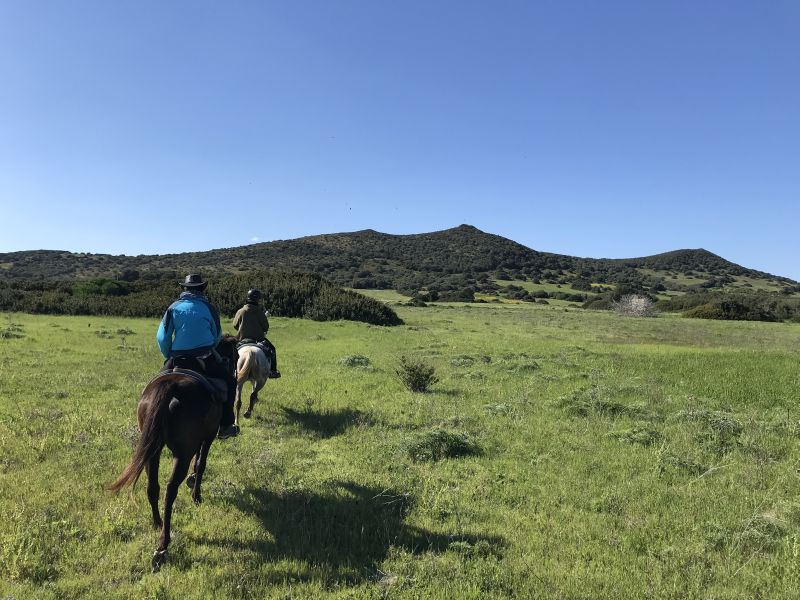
<box><xmin>237</xmin><ymin>338</ymin><xmax>265</xmax><ymax>351</ymax></box>
<box><xmin>146</xmin><ymin>363</ymin><xmax>228</xmax><ymax>405</ymax></box>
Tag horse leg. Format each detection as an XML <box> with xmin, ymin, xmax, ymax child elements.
<box><xmin>146</xmin><ymin>456</ymin><xmax>162</xmax><ymax>529</ymax></box>
<box><xmin>191</xmin><ymin>435</ymin><xmax>215</xmax><ymax>504</ymax></box>
<box><xmin>185</xmin><ymin>454</ymin><xmax>198</xmax><ymax>490</ymax></box>
<box><xmin>235</xmin><ymin>380</ymin><xmax>244</xmax><ymax>426</ymax></box>
<box><xmin>244</xmin><ymin>381</ymin><xmax>255</xmax><ymax>418</ymax></box>
<box><xmin>246</xmin><ymin>378</ymin><xmax>266</xmax><ymax>418</ymax></box>
<box><xmin>153</xmin><ymin>455</ymin><xmax>191</xmax><ymax>572</ymax></box>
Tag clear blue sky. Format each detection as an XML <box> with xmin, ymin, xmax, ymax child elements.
<box><xmin>1</xmin><ymin>1</ymin><xmax>798</xmax><ymax>279</ymax></box>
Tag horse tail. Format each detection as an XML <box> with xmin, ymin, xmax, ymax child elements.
<box><xmin>108</xmin><ymin>382</ymin><xmax>176</xmax><ymax>492</ymax></box>
<box><xmin>237</xmin><ymin>349</ymin><xmax>256</xmax><ymax>384</ymax></box>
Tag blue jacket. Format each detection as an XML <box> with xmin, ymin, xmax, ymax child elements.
<box><xmin>156</xmin><ymin>292</ymin><xmax>222</xmax><ymax>358</ymax></box>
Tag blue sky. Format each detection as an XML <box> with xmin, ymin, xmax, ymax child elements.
<box><xmin>1</xmin><ymin>1</ymin><xmax>798</xmax><ymax>279</ymax></box>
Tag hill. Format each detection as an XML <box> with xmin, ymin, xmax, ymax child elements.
<box><xmin>0</xmin><ymin>225</ymin><xmax>796</xmax><ymax>303</ymax></box>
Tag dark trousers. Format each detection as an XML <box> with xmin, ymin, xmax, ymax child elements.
<box><xmin>260</xmin><ymin>339</ymin><xmax>278</xmax><ymax>371</ymax></box>
<box><xmin>164</xmin><ymin>355</ymin><xmax>236</xmax><ymax>428</ymax></box>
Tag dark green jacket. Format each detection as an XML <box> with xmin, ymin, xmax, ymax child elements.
<box><xmin>232</xmin><ymin>302</ymin><xmax>269</xmax><ymax>341</ymax></box>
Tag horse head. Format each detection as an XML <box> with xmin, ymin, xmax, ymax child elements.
<box><xmin>217</xmin><ymin>334</ymin><xmax>240</xmax><ymax>376</ymax></box>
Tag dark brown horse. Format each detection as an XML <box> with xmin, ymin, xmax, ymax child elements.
<box><xmin>109</xmin><ymin>335</ymin><xmax>238</xmax><ymax>571</ymax></box>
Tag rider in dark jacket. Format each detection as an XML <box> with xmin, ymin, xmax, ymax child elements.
<box><xmin>157</xmin><ymin>274</ymin><xmax>239</xmax><ymax>438</ymax></box>
<box><xmin>232</xmin><ymin>288</ymin><xmax>281</xmax><ymax>378</ymax></box>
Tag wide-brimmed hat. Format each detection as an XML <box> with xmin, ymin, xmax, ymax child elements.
<box><xmin>180</xmin><ymin>274</ymin><xmax>207</xmax><ymax>289</ymax></box>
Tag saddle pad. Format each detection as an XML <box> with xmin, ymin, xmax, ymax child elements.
<box><xmin>146</xmin><ymin>368</ymin><xmax>226</xmax><ymax>404</ymax></box>
<box><xmin>236</xmin><ymin>341</ymin><xmax>262</xmax><ymax>351</ymax></box>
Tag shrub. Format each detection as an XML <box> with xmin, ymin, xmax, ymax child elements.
<box><xmin>663</xmin><ymin>290</ymin><xmax>799</xmax><ymax>322</ymax></box>
<box><xmin>396</xmin><ymin>356</ymin><xmax>439</xmax><ymax>392</ymax></box>
<box><xmin>571</xmin><ymin>278</ymin><xmax>593</xmax><ymax>291</ymax></box>
<box><xmin>73</xmin><ymin>278</ymin><xmax>131</xmax><ymax>297</ymax></box>
<box><xmin>683</xmin><ymin>303</ymin><xmax>726</xmax><ymax>320</ymax></box>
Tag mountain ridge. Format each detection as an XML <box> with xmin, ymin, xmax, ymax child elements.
<box><xmin>0</xmin><ymin>226</ymin><xmax>794</xmax><ymax>298</ymax></box>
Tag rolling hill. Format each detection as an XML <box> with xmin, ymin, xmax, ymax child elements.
<box><xmin>0</xmin><ymin>225</ymin><xmax>795</xmax><ymax>301</ymax></box>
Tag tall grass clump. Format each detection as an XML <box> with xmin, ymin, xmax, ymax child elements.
<box><xmin>339</xmin><ymin>354</ymin><xmax>371</xmax><ymax>368</ymax></box>
<box><xmin>556</xmin><ymin>385</ymin><xmax>650</xmax><ymax>419</ymax></box>
<box><xmin>673</xmin><ymin>407</ymin><xmax>743</xmax><ymax>453</ymax></box>
<box><xmin>405</xmin><ymin>428</ymin><xmax>482</xmax><ymax>462</ymax></box>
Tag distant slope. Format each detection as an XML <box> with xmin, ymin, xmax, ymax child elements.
<box><xmin>0</xmin><ymin>225</ymin><xmax>794</xmax><ymax>299</ymax></box>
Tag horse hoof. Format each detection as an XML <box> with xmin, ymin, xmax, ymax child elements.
<box><xmin>244</xmin><ymin>411</ymin><xmax>251</xmax><ymax>419</ymax></box>
<box><xmin>186</xmin><ymin>473</ymin><xmax>196</xmax><ymax>489</ymax></box>
<box><xmin>151</xmin><ymin>549</ymin><xmax>168</xmax><ymax>572</ymax></box>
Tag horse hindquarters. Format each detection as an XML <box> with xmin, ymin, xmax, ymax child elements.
<box><xmin>109</xmin><ymin>384</ymin><xmax>177</xmax><ymax>493</ymax></box>
<box><xmin>235</xmin><ymin>350</ymin><xmax>256</xmax><ymax>425</ymax></box>
<box><xmin>236</xmin><ymin>347</ymin><xmax>269</xmax><ymax>422</ymax></box>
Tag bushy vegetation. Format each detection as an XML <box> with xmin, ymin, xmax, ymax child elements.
<box><xmin>0</xmin><ymin>270</ymin><xmax>402</xmax><ymax>326</ymax></box>
<box><xmin>395</xmin><ymin>356</ymin><xmax>439</xmax><ymax>392</ymax></box>
<box><xmin>583</xmin><ymin>284</ymin><xmax>656</xmax><ymax>312</ymax></box>
<box><xmin>659</xmin><ymin>290</ymin><xmax>800</xmax><ymax>322</ymax></box>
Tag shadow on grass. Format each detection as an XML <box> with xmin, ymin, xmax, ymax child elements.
<box><xmin>192</xmin><ymin>481</ymin><xmax>504</xmax><ymax>584</ymax></box>
<box><xmin>429</xmin><ymin>388</ymin><xmax>462</xmax><ymax>397</ymax></box>
<box><xmin>280</xmin><ymin>406</ymin><xmax>368</xmax><ymax>438</ymax></box>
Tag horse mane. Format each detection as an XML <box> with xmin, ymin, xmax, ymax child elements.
<box><xmin>217</xmin><ymin>334</ymin><xmax>239</xmax><ymax>364</ymax></box>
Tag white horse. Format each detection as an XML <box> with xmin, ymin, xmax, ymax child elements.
<box><xmin>234</xmin><ymin>345</ymin><xmax>272</xmax><ymax>426</ymax></box>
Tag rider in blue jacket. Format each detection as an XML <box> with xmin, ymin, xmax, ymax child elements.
<box><xmin>157</xmin><ymin>274</ymin><xmax>239</xmax><ymax>439</ymax></box>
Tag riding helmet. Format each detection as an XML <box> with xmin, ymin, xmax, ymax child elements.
<box><xmin>247</xmin><ymin>289</ymin><xmax>262</xmax><ymax>303</ymax></box>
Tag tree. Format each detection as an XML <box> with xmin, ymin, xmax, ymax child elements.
<box><xmin>613</xmin><ymin>294</ymin><xmax>656</xmax><ymax>317</ymax></box>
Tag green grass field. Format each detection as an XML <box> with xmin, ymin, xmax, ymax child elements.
<box><xmin>2</xmin><ymin>305</ymin><xmax>800</xmax><ymax>599</ymax></box>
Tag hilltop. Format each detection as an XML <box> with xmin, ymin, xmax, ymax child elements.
<box><xmin>0</xmin><ymin>226</ymin><xmax>794</xmax><ymax>302</ymax></box>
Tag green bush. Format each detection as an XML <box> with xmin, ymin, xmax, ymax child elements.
<box><xmin>662</xmin><ymin>290</ymin><xmax>800</xmax><ymax>322</ymax></box>
<box><xmin>683</xmin><ymin>303</ymin><xmax>726</xmax><ymax>320</ymax></box>
<box><xmin>73</xmin><ymin>278</ymin><xmax>131</xmax><ymax>297</ymax></box>
<box><xmin>396</xmin><ymin>356</ymin><xmax>439</xmax><ymax>392</ymax></box>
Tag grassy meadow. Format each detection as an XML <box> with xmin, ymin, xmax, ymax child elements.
<box><xmin>2</xmin><ymin>303</ymin><xmax>800</xmax><ymax>599</ymax></box>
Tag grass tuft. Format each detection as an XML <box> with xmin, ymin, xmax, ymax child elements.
<box><xmin>609</xmin><ymin>426</ymin><xmax>662</xmax><ymax>447</ymax></box>
<box><xmin>556</xmin><ymin>386</ymin><xmax>650</xmax><ymax>418</ymax></box>
<box><xmin>404</xmin><ymin>428</ymin><xmax>482</xmax><ymax>462</ymax></box>
<box><xmin>338</xmin><ymin>354</ymin><xmax>371</xmax><ymax>368</ymax></box>
<box><xmin>673</xmin><ymin>407</ymin><xmax>743</xmax><ymax>452</ymax></box>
